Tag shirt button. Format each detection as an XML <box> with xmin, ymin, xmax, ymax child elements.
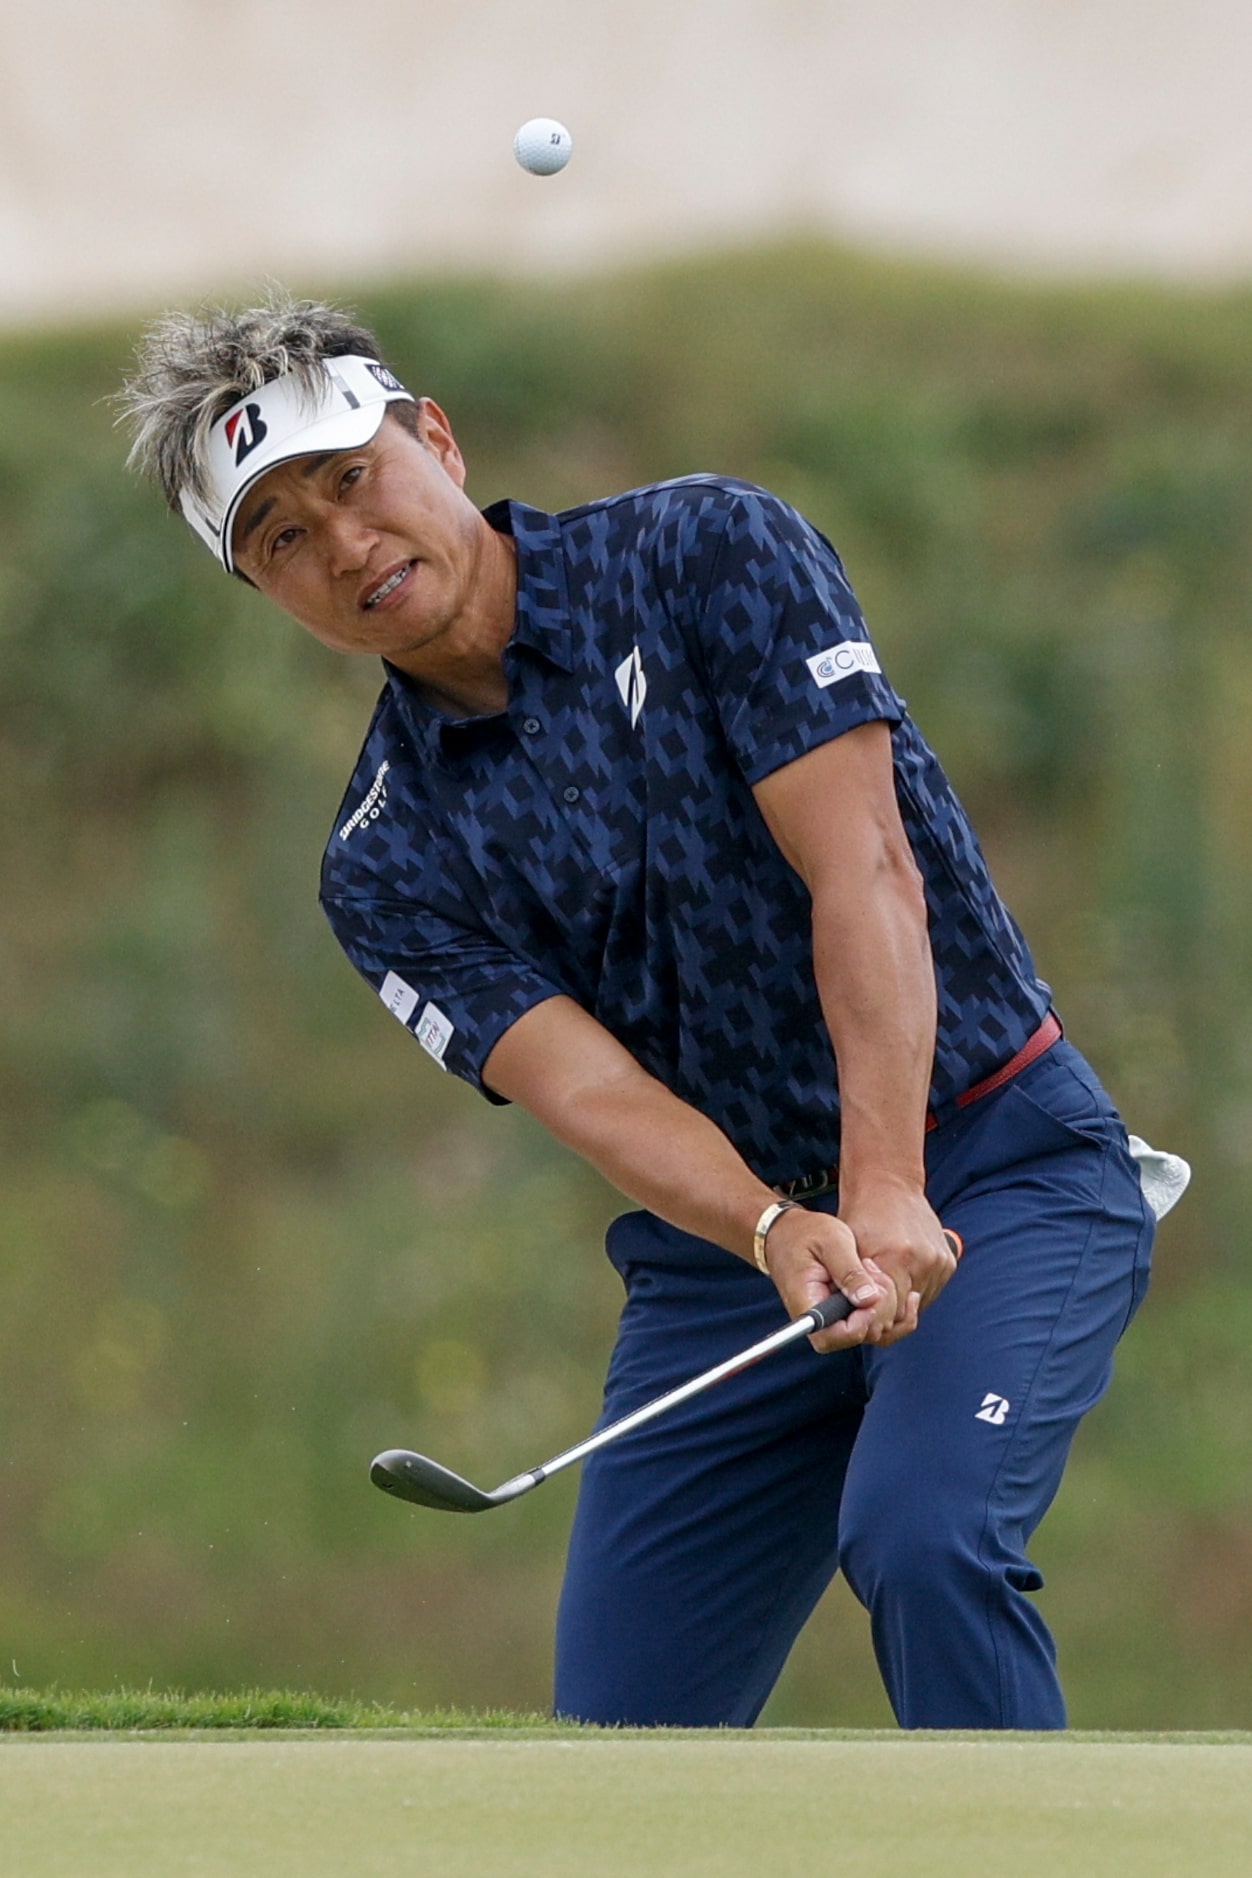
<box><xmin>562</xmin><ymin>785</ymin><xmax>581</xmax><ymax>804</ymax></box>
<box><xmin>522</xmin><ymin>717</ymin><xmax>541</xmax><ymax>735</ymax></box>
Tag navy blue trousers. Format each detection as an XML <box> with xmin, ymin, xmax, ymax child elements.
<box><xmin>553</xmin><ymin>1041</ymin><xmax>1154</xmax><ymax>1729</ymax></box>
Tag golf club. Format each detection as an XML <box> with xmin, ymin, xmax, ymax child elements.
<box><xmin>371</xmin><ymin>1238</ymin><xmax>961</xmax><ymax>1516</ymax></box>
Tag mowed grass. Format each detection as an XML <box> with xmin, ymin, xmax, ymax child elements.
<box><xmin>2</xmin><ymin>1694</ymin><xmax>1251</xmax><ymax>1878</ymax></box>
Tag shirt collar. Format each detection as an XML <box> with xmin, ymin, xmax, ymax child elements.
<box><xmin>484</xmin><ymin>498</ymin><xmax>574</xmax><ymax>674</ymax></box>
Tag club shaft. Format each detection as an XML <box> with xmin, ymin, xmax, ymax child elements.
<box><xmin>379</xmin><ymin>1239</ymin><xmax>960</xmax><ymax>1512</ymax></box>
<box><xmin>500</xmin><ymin>1301</ymin><xmax>832</xmax><ymax>1494</ymax></box>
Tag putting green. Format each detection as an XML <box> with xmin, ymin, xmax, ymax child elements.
<box><xmin>3</xmin><ymin>1735</ymin><xmax>1250</xmax><ymax>1876</ymax></box>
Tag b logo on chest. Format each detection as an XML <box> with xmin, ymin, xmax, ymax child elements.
<box><xmin>614</xmin><ymin>646</ymin><xmax>647</xmax><ymax>728</ymax></box>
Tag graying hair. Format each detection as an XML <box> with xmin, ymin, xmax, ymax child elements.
<box><xmin>117</xmin><ymin>286</ymin><xmax>386</xmax><ymax>510</ymax></box>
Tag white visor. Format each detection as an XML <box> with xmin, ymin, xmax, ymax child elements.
<box><xmin>179</xmin><ymin>354</ymin><xmax>416</xmax><ymax>572</ymax></box>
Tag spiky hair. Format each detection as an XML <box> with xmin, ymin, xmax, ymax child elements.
<box><xmin>117</xmin><ymin>286</ymin><xmax>386</xmax><ymax>510</ymax></box>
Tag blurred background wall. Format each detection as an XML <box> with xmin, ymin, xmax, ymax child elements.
<box><xmin>4</xmin><ymin>0</ymin><xmax>1252</xmax><ymax>326</ymax></box>
<box><xmin>1</xmin><ymin>1</ymin><xmax>1250</xmax><ymax>1729</ymax></box>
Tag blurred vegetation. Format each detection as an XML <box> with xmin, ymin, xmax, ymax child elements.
<box><xmin>1</xmin><ymin>243</ymin><xmax>1250</xmax><ymax>1728</ymax></box>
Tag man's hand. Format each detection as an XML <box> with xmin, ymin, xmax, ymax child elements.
<box><xmin>760</xmin><ymin>1206</ymin><xmax>898</xmax><ymax>1352</ymax></box>
<box><xmin>764</xmin><ymin>1191</ymin><xmax>960</xmax><ymax>1351</ymax></box>
<box><xmin>837</xmin><ymin>1184</ymin><xmax>959</xmax><ymax>1344</ymax></box>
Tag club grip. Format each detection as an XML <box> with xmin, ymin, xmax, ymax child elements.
<box><xmin>806</xmin><ymin>1230</ymin><xmax>963</xmax><ymax>1330</ymax></box>
<box><xmin>808</xmin><ymin>1290</ymin><xmax>856</xmax><ymax>1330</ymax></box>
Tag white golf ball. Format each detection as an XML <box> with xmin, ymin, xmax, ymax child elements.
<box><xmin>514</xmin><ymin>117</ymin><xmax>573</xmax><ymax>176</ymax></box>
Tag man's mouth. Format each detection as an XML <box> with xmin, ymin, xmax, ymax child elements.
<box><xmin>363</xmin><ymin>561</ymin><xmax>416</xmax><ymax>609</ymax></box>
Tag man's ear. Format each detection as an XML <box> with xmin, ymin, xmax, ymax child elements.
<box><xmin>392</xmin><ymin>397</ymin><xmax>467</xmax><ymax>490</ymax></box>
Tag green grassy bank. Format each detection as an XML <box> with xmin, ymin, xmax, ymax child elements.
<box><xmin>0</xmin><ymin>1684</ymin><xmax>556</xmax><ymax>1733</ymax></box>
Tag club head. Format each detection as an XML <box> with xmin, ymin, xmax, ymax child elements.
<box><xmin>370</xmin><ymin>1449</ymin><xmax>498</xmax><ymax>1514</ymax></box>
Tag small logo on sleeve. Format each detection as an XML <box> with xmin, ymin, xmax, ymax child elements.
<box><xmin>805</xmin><ymin>641</ymin><xmax>882</xmax><ymax>689</ymax></box>
<box><xmin>614</xmin><ymin>647</ymin><xmax>648</xmax><ymax>727</ymax></box>
<box><xmin>379</xmin><ymin>971</ymin><xmax>419</xmax><ymax>1026</ymax></box>
<box><xmin>974</xmin><ymin>1393</ymin><xmax>1011</xmax><ymax>1426</ymax></box>
<box><xmin>378</xmin><ymin>979</ymin><xmax>454</xmax><ymax>1069</ymax></box>
<box><xmin>415</xmin><ymin>1002</ymin><xmax>454</xmax><ymax>1067</ymax></box>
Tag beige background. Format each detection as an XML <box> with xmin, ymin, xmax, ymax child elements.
<box><xmin>2</xmin><ymin>0</ymin><xmax>1249</xmax><ymax>324</ymax></box>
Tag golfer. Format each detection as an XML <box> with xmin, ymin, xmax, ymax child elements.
<box><xmin>121</xmin><ymin>292</ymin><xmax>1155</xmax><ymax>1730</ymax></box>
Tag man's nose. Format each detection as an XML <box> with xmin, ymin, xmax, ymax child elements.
<box><xmin>323</xmin><ymin>507</ymin><xmax>378</xmax><ymax>574</ymax></box>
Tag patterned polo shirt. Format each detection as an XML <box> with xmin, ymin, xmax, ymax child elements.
<box><xmin>320</xmin><ymin>477</ymin><xmax>1052</xmax><ymax>1188</ymax></box>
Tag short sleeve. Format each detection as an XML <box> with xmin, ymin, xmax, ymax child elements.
<box><xmin>321</xmin><ymin>891</ymin><xmax>565</xmax><ymax>1103</ymax></box>
<box><xmin>691</xmin><ymin>487</ymin><xmax>905</xmax><ymax>784</ymax></box>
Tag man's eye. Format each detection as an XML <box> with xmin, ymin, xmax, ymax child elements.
<box><xmin>270</xmin><ymin>526</ymin><xmax>301</xmax><ymax>557</ymax></box>
<box><xmin>340</xmin><ymin>465</ymin><xmax>364</xmax><ymax>494</ymax></box>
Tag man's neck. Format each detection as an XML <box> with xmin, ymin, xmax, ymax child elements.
<box><xmin>391</xmin><ymin>525</ymin><xmax>517</xmax><ymax>719</ymax></box>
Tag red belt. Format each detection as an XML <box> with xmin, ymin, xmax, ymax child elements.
<box><xmin>924</xmin><ymin>1009</ymin><xmax>1062</xmax><ymax>1133</ymax></box>
<box><xmin>777</xmin><ymin>1012</ymin><xmax>1062</xmax><ymax>1202</ymax></box>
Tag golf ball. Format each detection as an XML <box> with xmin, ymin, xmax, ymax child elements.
<box><xmin>514</xmin><ymin>118</ymin><xmax>573</xmax><ymax>176</ymax></box>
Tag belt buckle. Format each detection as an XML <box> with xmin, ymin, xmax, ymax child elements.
<box><xmin>779</xmin><ymin>1167</ymin><xmax>838</xmax><ymax>1203</ymax></box>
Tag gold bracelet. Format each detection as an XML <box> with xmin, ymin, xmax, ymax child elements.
<box><xmin>753</xmin><ymin>1199</ymin><xmax>800</xmax><ymax>1275</ymax></box>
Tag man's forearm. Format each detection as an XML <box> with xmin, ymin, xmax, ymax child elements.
<box><xmin>796</xmin><ymin>826</ymin><xmax>959</xmax><ymax>1327</ymax></box>
<box><xmin>485</xmin><ymin>997</ymin><xmax>776</xmax><ymax>1262</ymax></box>
<box><xmin>749</xmin><ymin>723</ymin><xmax>937</xmax><ymax>1205</ymax></box>
<box><xmin>544</xmin><ymin>1064</ymin><xmax>780</xmax><ymax>1260</ymax></box>
<box><xmin>748</xmin><ymin>722</ymin><xmax>954</xmax><ymax>1325</ymax></box>
<box><xmin>808</xmin><ymin>842</ymin><xmax>936</xmax><ymax>1205</ymax></box>
<box><xmin>483</xmin><ymin>994</ymin><xmax>896</xmax><ymax>1349</ymax></box>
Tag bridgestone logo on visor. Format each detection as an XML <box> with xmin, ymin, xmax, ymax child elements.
<box><xmin>805</xmin><ymin>641</ymin><xmax>882</xmax><ymax>688</ymax></box>
<box><xmin>224</xmin><ymin>403</ymin><xmax>269</xmax><ymax>466</ymax></box>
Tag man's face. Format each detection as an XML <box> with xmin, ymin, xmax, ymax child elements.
<box><xmin>230</xmin><ymin>401</ymin><xmax>492</xmax><ymax>665</ymax></box>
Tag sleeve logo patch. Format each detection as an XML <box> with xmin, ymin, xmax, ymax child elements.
<box><xmin>805</xmin><ymin>641</ymin><xmax>882</xmax><ymax>688</ymax></box>
<box><xmin>379</xmin><ymin>971</ymin><xmax>419</xmax><ymax>1026</ymax></box>
<box><xmin>379</xmin><ymin>978</ymin><xmax>454</xmax><ymax>1068</ymax></box>
<box><xmin>415</xmin><ymin>1001</ymin><xmax>454</xmax><ymax>1067</ymax></box>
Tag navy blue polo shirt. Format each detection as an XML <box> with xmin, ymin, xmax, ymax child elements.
<box><xmin>320</xmin><ymin>477</ymin><xmax>1051</xmax><ymax>1187</ymax></box>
